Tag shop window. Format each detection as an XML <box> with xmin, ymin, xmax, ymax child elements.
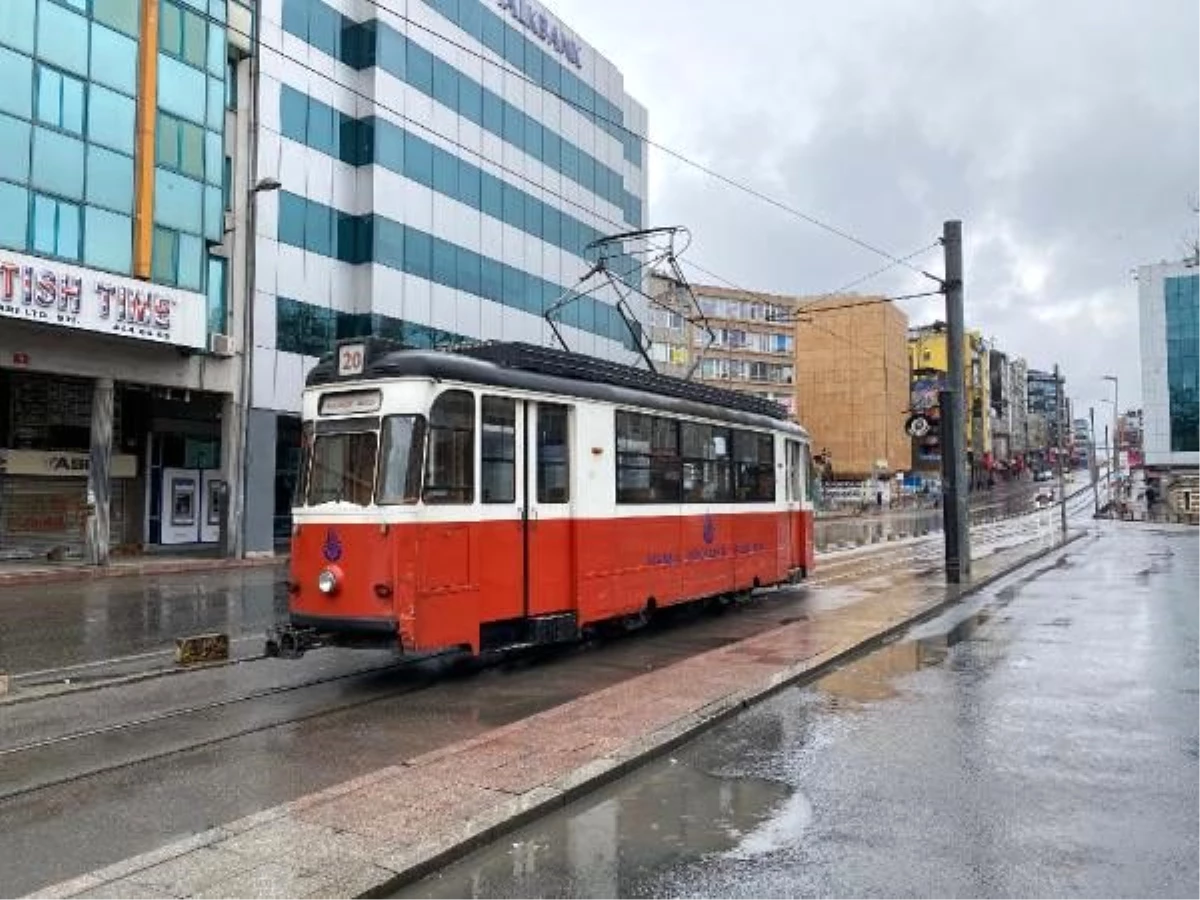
<box><xmin>537</xmin><ymin>404</ymin><xmax>570</xmax><ymax>503</ymax></box>
<box><xmin>90</xmin><ymin>22</ymin><xmax>137</xmax><ymax>96</ymax></box>
<box><xmin>0</xmin><ymin>46</ymin><xmax>33</xmax><ymax>119</ymax></box>
<box><xmin>0</xmin><ymin>182</ymin><xmax>28</xmax><ymax>249</ymax></box>
<box><xmin>177</xmin><ymin>232</ymin><xmax>203</xmax><ymax>290</ymax></box>
<box><xmin>0</xmin><ymin>2</ymin><xmax>36</xmax><ymax>53</ymax></box>
<box><xmin>481</xmin><ymin>396</ymin><xmax>516</xmax><ymax>503</ymax></box>
<box><xmin>30</xmin><ymin>192</ymin><xmax>81</xmax><ymax>260</ymax></box>
<box><xmin>83</xmin><ymin>207</ymin><xmax>132</xmax><ymax>274</ymax></box>
<box><xmin>85</xmin><ymin>146</ymin><xmax>134</xmax><ymax>214</ymax></box>
<box><xmin>0</xmin><ymin>114</ymin><xmax>31</xmax><ymax>183</ymax></box>
<box><xmin>206</xmin><ymin>256</ymin><xmax>226</xmax><ymax>334</ymax></box>
<box><xmin>157</xmin><ymin>53</ymin><xmax>207</xmax><ymax>125</ymax></box>
<box><xmin>157</xmin><ymin>112</ymin><xmax>205</xmax><ymax>179</ymax></box>
<box><xmin>151</xmin><ymin>225</ymin><xmax>178</xmax><ymax>284</ymax></box>
<box><xmin>35</xmin><ymin>65</ymin><xmax>85</xmax><ymax>134</ymax></box>
<box><xmin>154</xmin><ymin>167</ymin><xmax>203</xmax><ymax>233</ymax></box>
<box><xmin>160</xmin><ymin>0</ymin><xmax>207</xmax><ymax>68</ymax></box>
<box><xmin>37</xmin><ymin>0</ymin><xmax>89</xmax><ymax>77</ymax></box>
<box><xmin>87</xmin><ymin>84</ymin><xmax>136</xmax><ymax>154</ymax></box>
<box><xmin>30</xmin><ymin>127</ymin><xmax>83</xmax><ymax>196</ymax></box>
<box><xmin>424</xmin><ymin>390</ymin><xmax>475</xmax><ymax>505</ymax></box>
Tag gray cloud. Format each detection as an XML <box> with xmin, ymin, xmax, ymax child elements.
<box><xmin>556</xmin><ymin>0</ymin><xmax>1199</xmax><ymax>414</ymax></box>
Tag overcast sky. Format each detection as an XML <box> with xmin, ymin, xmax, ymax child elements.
<box><xmin>553</xmin><ymin>0</ymin><xmax>1199</xmax><ymax>420</ymax></box>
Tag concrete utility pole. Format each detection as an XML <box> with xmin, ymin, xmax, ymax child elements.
<box><xmin>1055</xmin><ymin>365</ymin><xmax>1067</xmax><ymax>536</ymax></box>
<box><xmin>941</xmin><ymin>220</ymin><xmax>970</xmax><ymax>582</ymax></box>
<box><xmin>84</xmin><ymin>377</ymin><xmax>114</xmax><ymax>567</ymax></box>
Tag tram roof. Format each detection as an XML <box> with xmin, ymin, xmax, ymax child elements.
<box><xmin>307</xmin><ymin>340</ymin><xmax>808</xmax><ymax>436</ymax></box>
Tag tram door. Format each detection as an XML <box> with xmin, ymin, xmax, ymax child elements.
<box><xmin>784</xmin><ymin>439</ymin><xmax>803</xmax><ymax>567</ymax></box>
<box><xmin>523</xmin><ymin>402</ymin><xmax>574</xmax><ymax>616</ymax></box>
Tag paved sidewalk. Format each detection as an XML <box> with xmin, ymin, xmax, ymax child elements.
<box><xmin>28</xmin><ymin>526</ymin><xmax>1085</xmax><ymax>900</ymax></box>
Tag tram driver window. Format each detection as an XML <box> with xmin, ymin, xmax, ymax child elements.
<box><xmin>537</xmin><ymin>404</ymin><xmax>570</xmax><ymax>503</ymax></box>
<box><xmin>424</xmin><ymin>390</ymin><xmax>475</xmax><ymax>504</ymax></box>
<box><xmin>377</xmin><ymin>415</ymin><xmax>426</xmax><ymax>505</ymax></box>
<box><xmin>481</xmin><ymin>396</ymin><xmax>516</xmax><ymax>503</ymax></box>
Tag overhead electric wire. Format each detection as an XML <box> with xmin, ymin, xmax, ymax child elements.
<box><xmin>203</xmin><ymin>1</ymin><xmax>924</xmax><ymax>274</ymax></box>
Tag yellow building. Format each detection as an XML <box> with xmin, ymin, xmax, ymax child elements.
<box><xmin>907</xmin><ymin>325</ymin><xmax>992</xmax><ymax>472</ymax></box>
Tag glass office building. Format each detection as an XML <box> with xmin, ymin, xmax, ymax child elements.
<box><xmin>1139</xmin><ymin>261</ymin><xmax>1200</xmax><ymax>466</ymax></box>
<box><xmin>244</xmin><ymin>0</ymin><xmax>649</xmax><ymax>549</ymax></box>
<box><xmin>0</xmin><ymin>0</ymin><xmax>248</xmax><ymax>560</ymax></box>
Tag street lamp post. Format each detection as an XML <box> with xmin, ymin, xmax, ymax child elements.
<box><xmin>1099</xmin><ymin>374</ymin><xmax>1118</xmax><ymax>513</ymax></box>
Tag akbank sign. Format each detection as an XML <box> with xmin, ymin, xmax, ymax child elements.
<box><xmin>0</xmin><ymin>251</ymin><xmax>207</xmax><ymax>350</ymax></box>
<box><xmin>496</xmin><ymin>0</ymin><xmax>583</xmax><ymax>69</ymax></box>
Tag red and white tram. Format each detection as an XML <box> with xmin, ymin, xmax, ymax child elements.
<box><xmin>272</xmin><ymin>340</ymin><xmax>815</xmax><ymax>658</ymax></box>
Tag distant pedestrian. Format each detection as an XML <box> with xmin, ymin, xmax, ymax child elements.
<box><xmin>876</xmin><ymin>490</ymin><xmax>883</xmax><ymax>508</ymax></box>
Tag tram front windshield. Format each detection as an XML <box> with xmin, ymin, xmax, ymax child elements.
<box><xmin>305</xmin><ymin>415</ymin><xmax>425</xmax><ymax>507</ymax></box>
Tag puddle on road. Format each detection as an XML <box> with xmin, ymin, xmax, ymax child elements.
<box><xmin>396</xmin><ymin>605</ymin><xmax>1001</xmax><ymax>900</ymax></box>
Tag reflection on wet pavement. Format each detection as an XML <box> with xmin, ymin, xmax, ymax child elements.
<box><xmin>0</xmin><ymin>567</ymin><xmax>287</xmax><ymax>678</ymax></box>
<box><xmin>398</xmin><ymin>525</ymin><xmax>1198</xmax><ymax>899</ymax></box>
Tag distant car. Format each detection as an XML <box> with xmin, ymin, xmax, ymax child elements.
<box><xmin>1035</xmin><ymin>470</ymin><xmax>1054</xmax><ymax>482</ymax></box>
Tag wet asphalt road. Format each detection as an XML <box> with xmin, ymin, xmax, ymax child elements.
<box><xmin>0</xmin><ymin>567</ymin><xmax>286</xmax><ymax>679</ymax></box>
<box><xmin>0</xmin><ymin>536</ymin><xmax>971</xmax><ymax>896</ymax></box>
<box><xmin>400</xmin><ymin>522</ymin><xmax>1198</xmax><ymax>899</ymax></box>
<box><xmin>0</xmin><ymin>508</ymin><xmax>1072</xmax><ymax>898</ymax></box>
<box><xmin>0</xmin><ymin>475</ymin><xmax>1059</xmax><ymax>682</ymax></box>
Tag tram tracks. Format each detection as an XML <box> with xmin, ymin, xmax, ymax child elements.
<box><xmin>1</xmin><ymin>511</ymin><xmax>1082</xmax><ymax>805</ymax></box>
<box><xmin>0</xmin><ymin>653</ymin><xmax>460</xmax><ymax>803</ymax></box>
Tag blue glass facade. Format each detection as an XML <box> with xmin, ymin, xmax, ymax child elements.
<box><xmin>280</xmin><ymin>0</ymin><xmax>643</xmax><ymax>227</ymax></box>
<box><xmin>276</xmin><ymin>296</ymin><xmax>471</xmax><ymax>358</ymax></box>
<box><xmin>0</xmin><ymin>0</ymin><xmax>226</xmax><ymax>326</ymax></box>
<box><xmin>0</xmin><ymin>0</ymin><xmax>140</xmax><ymax>276</ymax></box>
<box><xmin>418</xmin><ymin>0</ymin><xmax>642</xmax><ymax>166</ymax></box>
<box><xmin>1165</xmin><ymin>274</ymin><xmax>1199</xmax><ymax>453</ymax></box>
<box><xmin>275</xmin><ymin>192</ymin><xmax>633</xmax><ymax>348</ymax></box>
<box><xmin>152</xmin><ymin>0</ymin><xmax>226</xmax><ymax>297</ymax></box>
<box><xmin>278</xmin><ymin>87</ymin><xmax>641</xmax><ymax>281</ymax></box>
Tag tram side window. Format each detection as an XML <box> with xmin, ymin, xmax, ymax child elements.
<box><xmin>681</xmin><ymin>422</ymin><xmax>732</xmax><ymax>503</ymax></box>
<box><xmin>424</xmin><ymin>390</ymin><xmax>475</xmax><ymax>504</ymax></box>
<box><xmin>377</xmin><ymin>415</ymin><xmax>426</xmax><ymax>505</ymax></box>
<box><xmin>616</xmin><ymin>411</ymin><xmax>681</xmax><ymax>503</ymax></box>
<box><xmin>537</xmin><ymin>404</ymin><xmax>570</xmax><ymax>503</ymax></box>
<box><xmin>481</xmin><ymin>396</ymin><xmax>516</xmax><ymax>503</ymax></box>
<box><xmin>733</xmin><ymin>430</ymin><xmax>775</xmax><ymax>502</ymax></box>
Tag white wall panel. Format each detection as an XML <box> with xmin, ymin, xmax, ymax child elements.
<box><xmin>251</xmin><ymin>348</ymin><xmax>277</xmax><ymax>408</ymax></box>
<box><xmin>275</xmin><ymin>245</ymin><xmax>309</xmax><ymax>303</ymax></box>
<box><xmin>275</xmin><ymin>351</ymin><xmax>305</xmax><ymax>410</ymax></box>
<box><xmin>428</xmin><ymin>284</ymin><xmax>458</xmax><ymax>333</ymax></box>
<box><xmin>402</xmin><ymin>272</ymin><xmax>432</xmax><ymax>326</ymax></box>
<box><xmin>454</xmin><ymin>290</ymin><xmax>482</xmax><ymax>338</ymax></box>
<box><xmin>252</xmin><ymin>289</ymin><xmax>277</xmax><ymax>351</ymax></box>
<box><xmin>252</xmin><ymin>237</ymin><xmax>280</xmax><ymax>298</ymax></box>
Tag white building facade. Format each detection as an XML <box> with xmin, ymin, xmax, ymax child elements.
<box><xmin>245</xmin><ymin>0</ymin><xmax>649</xmax><ymax>549</ymax></box>
<box><xmin>1138</xmin><ymin>259</ymin><xmax>1198</xmax><ymax>469</ymax></box>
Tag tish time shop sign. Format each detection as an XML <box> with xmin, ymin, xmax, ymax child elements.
<box><xmin>0</xmin><ymin>251</ymin><xmax>207</xmax><ymax>350</ymax></box>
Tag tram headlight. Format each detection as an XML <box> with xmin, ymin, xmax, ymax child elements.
<box><xmin>317</xmin><ymin>567</ymin><xmax>339</xmax><ymax>595</ymax></box>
